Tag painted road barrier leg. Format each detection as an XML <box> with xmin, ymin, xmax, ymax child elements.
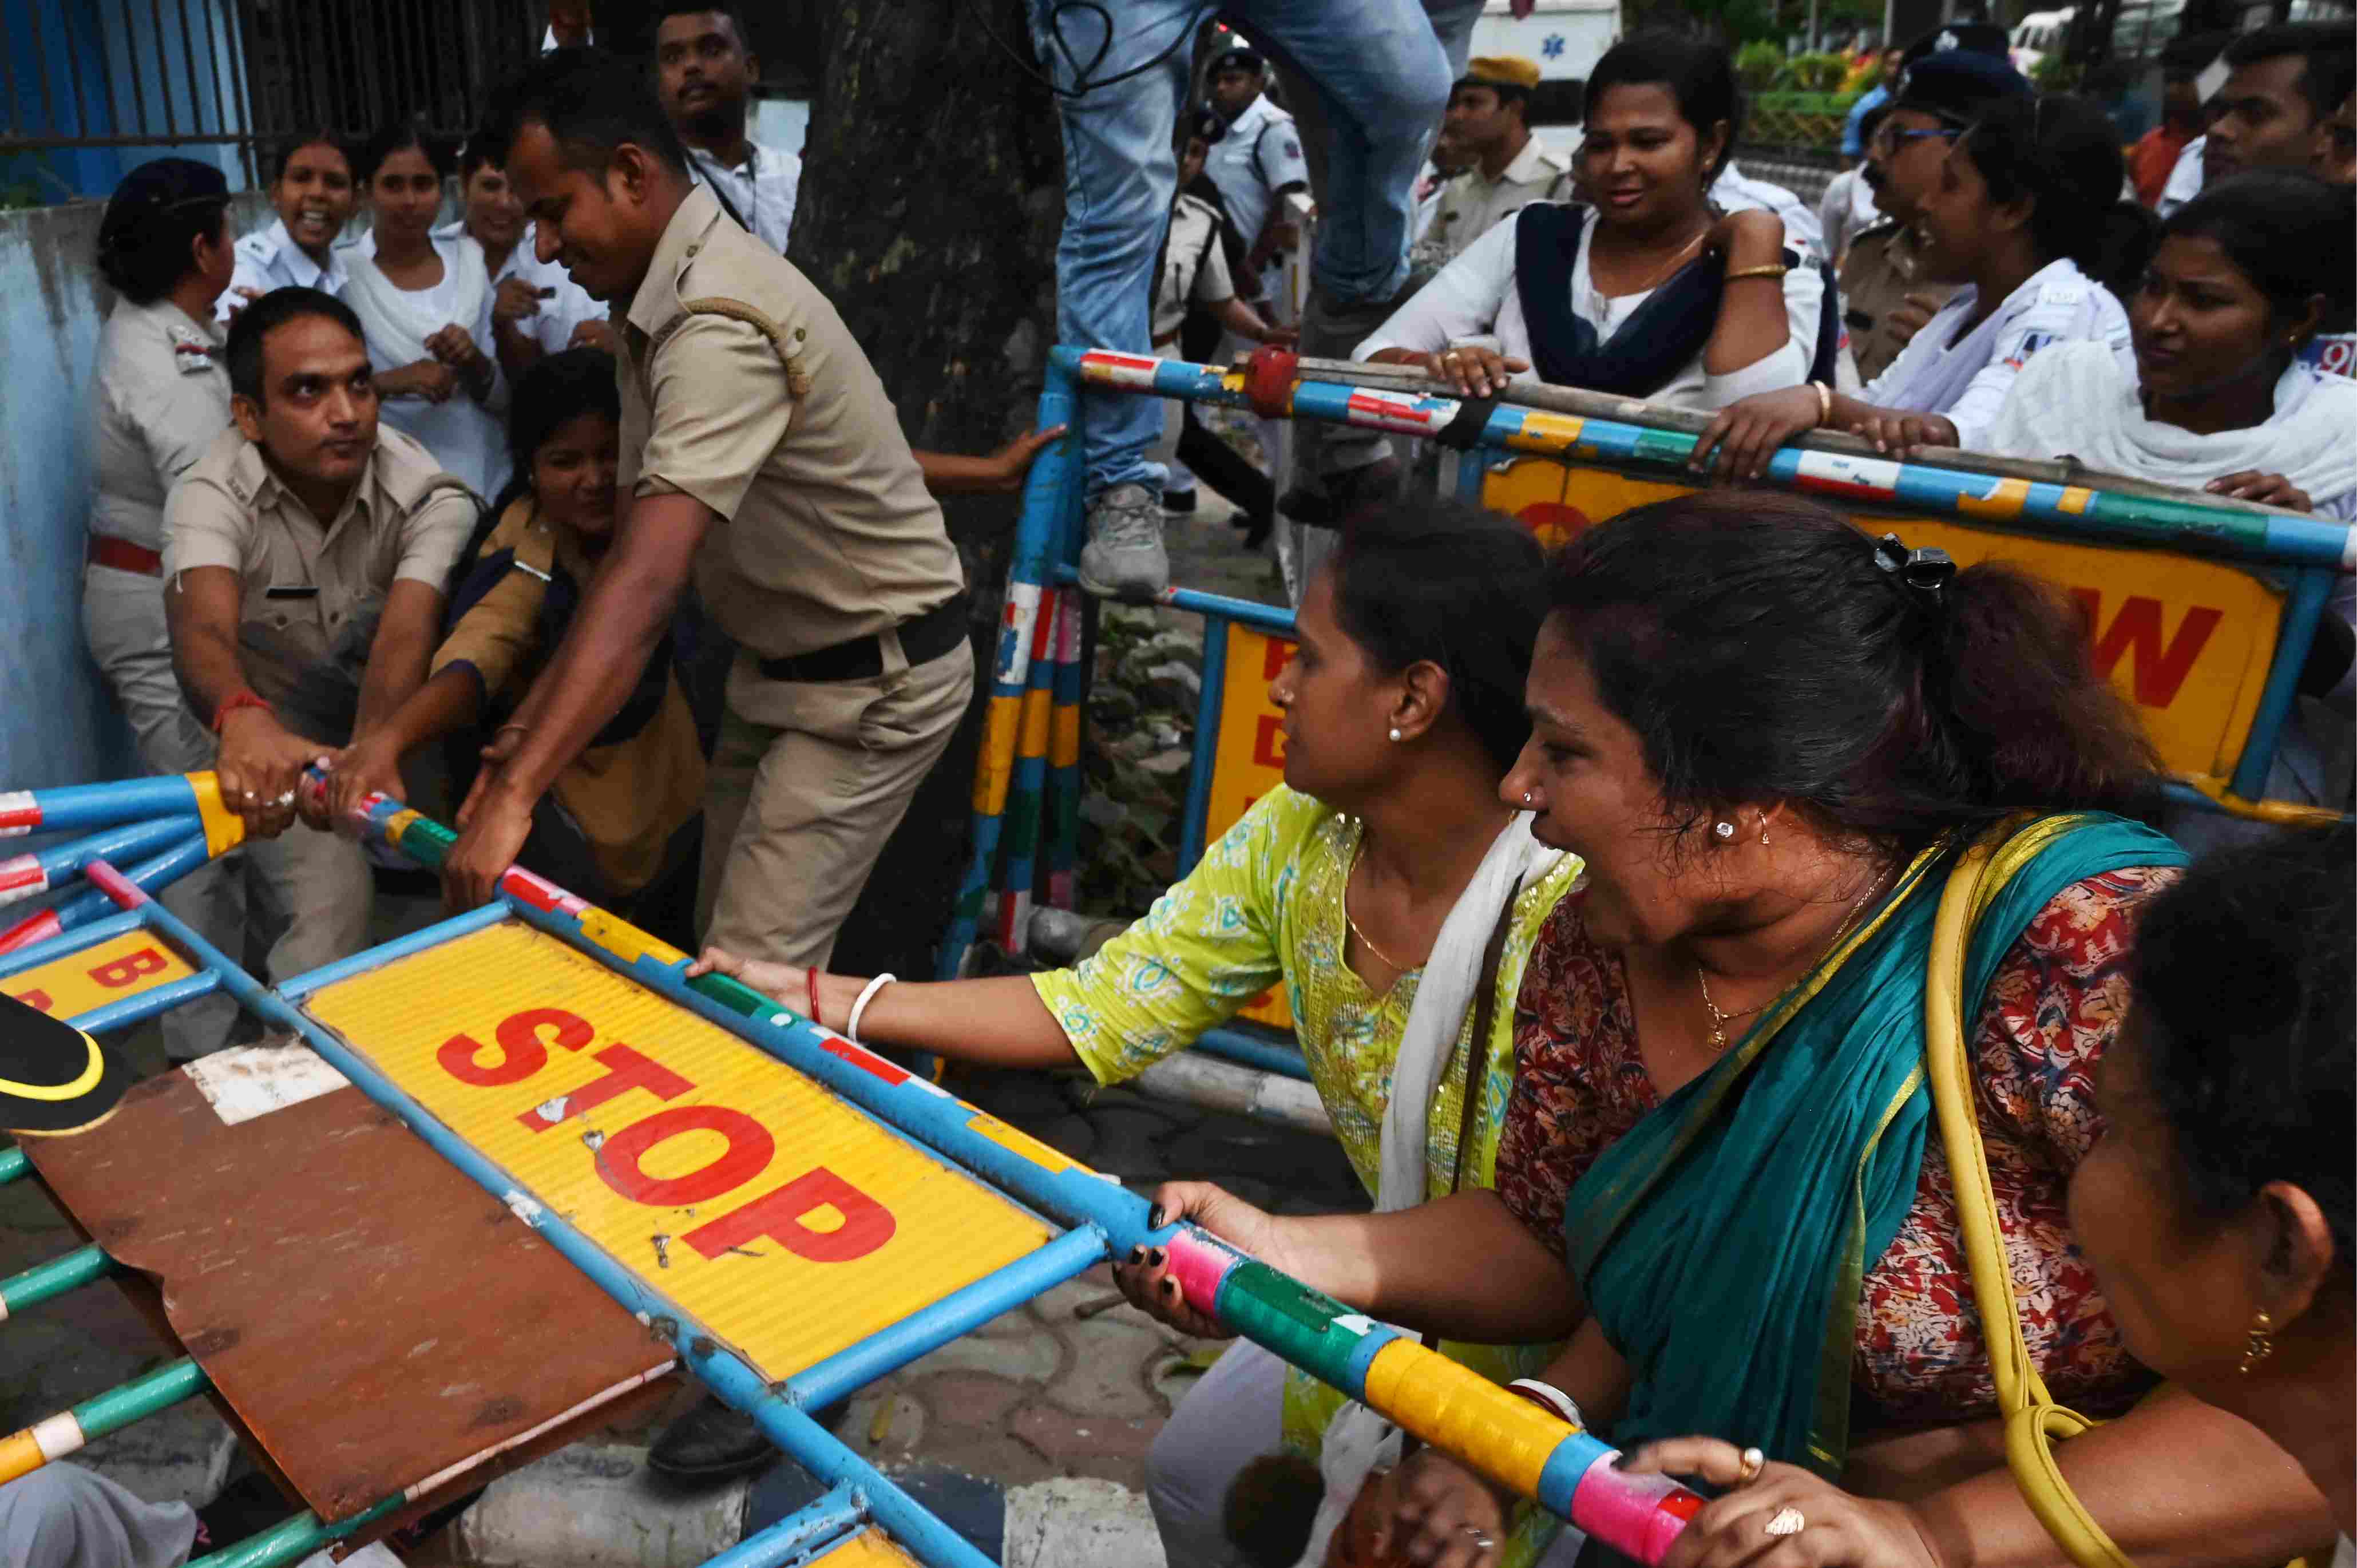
<box><xmin>0</xmin><ymin>1244</ymin><xmax>113</xmax><ymax>1320</ymax></box>
<box><xmin>1045</xmin><ymin>587</ymin><xmax>1086</xmax><ymax>912</ymax></box>
<box><xmin>1176</xmin><ymin>611</ymin><xmax>1230</xmax><ymax>873</ymax></box>
<box><xmin>0</xmin><ymin>1357</ymin><xmax>209</xmax><ymax>1483</ymax></box>
<box><xmin>695</xmin><ymin>1482</ymin><xmax>866</xmax><ymax>1567</ymax></box>
<box><xmin>184</xmin><ymin>1497</ymin><xmax>405</xmax><ymax>1568</ymax></box>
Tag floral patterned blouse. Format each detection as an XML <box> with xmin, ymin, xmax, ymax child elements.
<box><xmin>1032</xmin><ymin>786</ymin><xmax>1583</xmax><ymax>1474</ymax></box>
<box><xmin>1495</xmin><ymin>865</ymin><xmax>2180</xmax><ymax>1431</ymax></box>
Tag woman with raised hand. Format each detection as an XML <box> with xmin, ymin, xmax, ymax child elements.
<box><xmin>1354</xmin><ymin>33</ymin><xmax>1839</xmax><ymax>411</ymax></box>
<box><xmin>1694</xmin><ymin>92</ymin><xmax>2152</xmax><ymax>475</ymax></box>
<box><xmin>687</xmin><ymin>504</ymin><xmax>1583</xmax><ymax>1559</ymax></box>
<box><xmin>343</xmin><ymin>121</ymin><xmax>507</xmax><ymax>500</ymax></box>
<box><xmin>437</xmin><ymin>130</ymin><xmax>609</xmax><ymax>383</ymax></box>
<box><xmin>1115</xmin><ymin>491</ymin><xmax>2337</xmax><ymax>1567</ymax></box>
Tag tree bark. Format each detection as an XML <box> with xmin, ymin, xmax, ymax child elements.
<box><xmin>786</xmin><ymin>0</ymin><xmax>1064</xmax><ymax>980</ymax></box>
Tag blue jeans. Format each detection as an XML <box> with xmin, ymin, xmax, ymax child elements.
<box><xmin>1035</xmin><ymin>0</ymin><xmax>1471</xmax><ymax>497</ymax></box>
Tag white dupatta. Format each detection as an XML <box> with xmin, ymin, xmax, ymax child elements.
<box><xmin>1985</xmin><ymin>340</ymin><xmax>2357</xmax><ymax>510</ymax></box>
<box><xmin>1294</xmin><ymin>813</ymin><xmax>1567</xmax><ymax>1568</ymax></box>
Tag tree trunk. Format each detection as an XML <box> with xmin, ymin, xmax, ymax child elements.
<box><xmin>785</xmin><ymin>0</ymin><xmax>1064</xmax><ymax>980</ymax></box>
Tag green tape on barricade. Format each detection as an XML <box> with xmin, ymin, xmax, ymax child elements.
<box><xmin>691</xmin><ymin>971</ymin><xmax>779</xmax><ymax>1021</ymax></box>
<box><xmin>1221</xmin><ymin>1261</ymin><xmax>1366</xmax><ymax>1389</ymax></box>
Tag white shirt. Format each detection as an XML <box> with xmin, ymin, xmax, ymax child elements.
<box><xmin>431</xmin><ymin>219</ymin><xmax>607</xmax><ymax>355</ymax></box>
<box><xmin>687</xmin><ymin>141</ymin><xmax>801</xmax><ymax>255</ymax></box>
<box><xmin>1155</xmin><ymin>193</ymin><xmax>1235</xmax><ymax>341</ymax></box>
<box><xmin>1205</xmin><ymin>94</ymin><xmax>1310</xmax><ymax>293</ymax></box>
<box><xmin>217</xmin><ymin>217</ymin><xmax>351</xmax><ymax>323</ymax></box>
<box><xmin>90</xmin><ymin>299</ymin><xmax>232</xmax><ymax>552</ymax></box>
<box><xmin>1356</xmin><ymin>204</ymin><xmax>1824</xmax><ymax>412</ymax></box>
<box><xmin>1863</xmin><ymin>257</ymin><xmax>2133</xmax><ymax>450</ymax></box>
<box><xmin>1817</xmin><ymin>167</ymin><xmax>1881</xmax><ymax>266</ymax></box>
<box><xmin>1711</xmin><ymin>162</ymin><xmax>1825</xmax><ymax>260</ymax></box>
<box><xmin>2156</xmin><ymin>136</ymin><xmax>2204</xmax><ymax>217</ymax></box>
<box><xmin>343</xmin><ymin>231</ymin><xmax>509</xmax><ymax>502</ymax></box>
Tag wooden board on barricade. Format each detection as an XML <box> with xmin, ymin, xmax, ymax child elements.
<box><xmin>1203</xmin><ymin>623</ymin><xmax>1298</xmax><ymax>1031</ymax></box>
<box><xmin>25</xmin><ymin>1067</ymin><xmax>674</xmax><ymax>1528</ymax></box>
<box><xmin>1479</xmin><ymin>458</ymin><xmax>2285</xmax><ymax>791</ymax></box>
<box><xmin>5</xmin><ymin>930</ymin><xmax>197</xmax><ymax>1020</ymax></box>
<box><xmin>300</xmin><ymin>919</ymin><xmax>1057</xmax><ymax>1381</ymax></box>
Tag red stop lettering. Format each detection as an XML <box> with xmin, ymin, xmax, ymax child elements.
<box><xmin>597</xmin><ymin>1104</ymin><xmax>773</xmax><ymax>1205</ymax></box>
<box><xmin>517</xmin><ymin>1043</ymin><xmax>692</xmax><ymax>1130</ymax></box>
<box><xmin>89</xmin><ymin>947</ymin><xmax>167</xmax><ymax>989</ymax></box>
<box><xmin>1251</xmin><ymin>714</ymin><xmax>1286</xmax><ymax>770</ymax></box>
<box><xmin>1259</xmin><ymin>638</ymin><xmax>1294</xmax><ymax>681</ymax></box>
<box><xmin>683</xmin><ymin>1167</ymin><xmax>896</xmax><ymax>1263</ymax></box>
<box><xmin>10</xmin><ymin>988</ymin><xmax>52</xmax><ymax>1013</ymax></box>
<box><xmin>439</xmin><ymin>1007</ymin><xmax>592</xmax><ymax>1087</ymax></box>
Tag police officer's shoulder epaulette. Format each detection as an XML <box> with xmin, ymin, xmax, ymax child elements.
<box><xmin>675</xmin><ymin>296</ymin><xmax>813</xmax><ymax>399</ymax></box>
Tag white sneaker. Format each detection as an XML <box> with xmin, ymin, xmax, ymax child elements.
<box><xmin>1078</xmin><ymin>484</ymin><xmax>1170</xmax><ymax>598</ymax></box>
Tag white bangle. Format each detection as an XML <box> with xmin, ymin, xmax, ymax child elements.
<box><xmin>846</xmin><ymin>973</ymin><xmax>896</xmax><ymax>1044</ymax></box>
<box><xmin>1506</xmin><ymin>1378</ymin><xmax>1584</xmax><ymax>1427</ymax></box>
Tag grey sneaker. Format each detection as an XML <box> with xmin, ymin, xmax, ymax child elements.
<box><xmin>1078</xmin><ymin>482</ymin><xmax>1170</xmax><ymax>598</ymax></box>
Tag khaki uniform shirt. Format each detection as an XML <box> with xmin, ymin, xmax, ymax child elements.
<box><xmin>89</xmin><ymin>299</ymin><xmax>232</xmax><ymax>553</ymax></box>
<box><xmin>163</xmin><ymin>425</ymin><xmax>475</xmax><ymax>743</ymax></box>
<box><xmin>1416</xmin><ymin>138</ymin><xmax>1574</xmax><ymax>270</ymax></box>
<box><xmin>1838</xmin><ymin>219</ymin><xmax>1960</xmax><ymax>387</ymax></box>
<box><xmin>618</xmin><ymin>183</ymin><xmax>962</xmax><ymax>664</ymax></box>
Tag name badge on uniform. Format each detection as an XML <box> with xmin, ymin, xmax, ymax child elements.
<box><xmin>168</xmin><ymin>324</ymin><xmax>218</xmax><ymax>375</ymax></box>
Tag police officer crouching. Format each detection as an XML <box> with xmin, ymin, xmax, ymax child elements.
<box><xmin>163</xmin><ymin>288</ymin><xmax>477</xmax><ymax>986</ymax></box>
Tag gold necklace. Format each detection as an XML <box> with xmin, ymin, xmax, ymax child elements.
<box><xmin>1597</xmin><ymin>223</ymin><xmax>1710</xmax><ymax>298</ymax></box>
<box><xmin>1695</xmin><ymin>864</ymin><xmax>1895</xmax><ymax>1052</ymax></box>
<box><xmin>1343</xmin><ymin>837</ymin><xmax>1410</xmax><ymax>973</ymax></box>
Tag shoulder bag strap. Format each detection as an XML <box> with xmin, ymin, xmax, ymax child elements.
<box><xmin>1926</xmin><ymin>831</ymin><xmax>2133</xmax><ymax>1568</ymax></box>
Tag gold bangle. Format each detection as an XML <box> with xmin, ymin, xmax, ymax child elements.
<box><xmin>1725</xmin><ymin>263</ymin><xmax>1789</xmax><ymax>282</ymax></box>
<box><xmin>1811</xmin><ymin>381</ymin><xmax>1832</xmax><ymax>427</ymax></box>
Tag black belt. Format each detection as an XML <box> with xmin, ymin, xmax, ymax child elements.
<box><xmin>755</xmin><ymin>592</ymin><xmax>969</xmax><ymax>684</ymax></box>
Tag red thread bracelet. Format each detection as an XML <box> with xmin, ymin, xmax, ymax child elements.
<box><xmin>806</xmin><ymin>967</ymin><xmax>822</xmax><ymax>1030</ymax></box>
<box><xmin>213</xmin><ymin>688</ymin><xmax>271</xmax><ymax>734</ymax></box>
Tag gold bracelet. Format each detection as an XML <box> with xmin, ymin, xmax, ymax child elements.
<box><xmin>1725</xmin><ymin>263</ymin><xmax>1789</xmax><ymax>282</ymax></box>
<box><xmin>1811</xmin><ymin>381</ymin><xmax>1832</xmax><ymax>427</ymax></box>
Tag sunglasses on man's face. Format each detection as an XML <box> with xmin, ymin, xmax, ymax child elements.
<box><xmin>1872</xmin><ymin>124</ymin><xmax>1961</xmax><ymax>156</ymax></box>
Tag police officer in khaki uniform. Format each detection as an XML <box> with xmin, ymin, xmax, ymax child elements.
<box><xmin>449</xmin><ymin>52</ymin><xmax>973</xmax><ymax>982</ymax></box>
<box><xmin>1415</xmin><ymin>55</ymin><xmax>1572</xmax><ymax>272</ymax></box>
<box><xmin>163</xmin><ymin>288</ymin><xmax>476</xmax><ymax>985</ymax></box>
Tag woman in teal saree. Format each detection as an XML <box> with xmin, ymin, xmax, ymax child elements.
<box><xmin>1115</xmin><ymin>492</ymin><xmax>2338</xmax><ymax>1568</ymax></box>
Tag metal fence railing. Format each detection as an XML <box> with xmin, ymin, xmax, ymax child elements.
<box><xmin>1</xmin><ymin>0</ymin><xmax>538</xmax><ymax>192</ymax></box>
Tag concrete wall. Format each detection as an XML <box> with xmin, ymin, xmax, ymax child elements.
<box><xmin>0</xmin><ymin>191</ymin><xmax>271</xmax><ymax>790</ymax></box>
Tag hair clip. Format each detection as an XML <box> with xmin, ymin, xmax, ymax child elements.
<box><xmin>1873</xmin><ymin>533</ymin><xmax>1956</xmax><ymax>606</ymax></box>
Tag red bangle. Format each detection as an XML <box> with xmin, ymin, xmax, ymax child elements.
<box><xmin>806</xmin><ymin>967</ymin><xmax>823</xmax><ymax>1030</ymax></box>
<box><xmin>213</xmin><ymin>688</ymin><xmax>272</xmax><ymax>734</ymax></box>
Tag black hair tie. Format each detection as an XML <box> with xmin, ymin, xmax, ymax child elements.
<box><xmin>1873</xmin><ymin>532</ymin><xmax>1956</xmax><ymax>609</ymax></box>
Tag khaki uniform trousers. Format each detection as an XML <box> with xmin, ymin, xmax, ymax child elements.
<box><xmin>699</xmin><ymin>638</ymin><xmax>975</xmax><ymax>968</ymax></box>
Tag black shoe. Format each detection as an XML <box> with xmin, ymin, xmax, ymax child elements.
<box><xmin>1160</xmin><ymin>488</ymin><xmax>1198</xmax><ymax>513</ymax></box>
<box><xmin>648</xmin><ymin>1397</ymin><xmax>777</xmax><ymax>1480</ymax></box>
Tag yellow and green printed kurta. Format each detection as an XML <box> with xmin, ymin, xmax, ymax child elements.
<box><xmin>1031</xmin><ymin>784</ymin><xmax>1580</xmax><ymax>1557</ymax></box>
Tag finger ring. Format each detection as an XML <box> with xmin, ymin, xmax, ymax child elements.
<box><xmin>1737</xmin><ymin>1446</ymin><xmax>1765</xmax><ymax>1484</ymax></box>
<box><xmin>274</xmin><ymin>790</ymin><xmax>295</xmax><ymax>807</ymax></box>
<box><xmin>1764</xmin><ymin>1507</ymin><xmax>1805</xmax><ymax>1537</ymax></box>
<box><xmin>1459</xmin><ymin>1525</ymin><xmax>1496</xmax><ymax>1549</ymax></box>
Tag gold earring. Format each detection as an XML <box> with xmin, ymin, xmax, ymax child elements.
<box><xmin>2239</xmin><ymin>1309</ymin><xmax>2276</xmax><ymax>1374</ymax></box>
<box><xmin>1758</xmin><ymin>820</ymin><xmax>1770</xmax><ymax>848</ymax></box>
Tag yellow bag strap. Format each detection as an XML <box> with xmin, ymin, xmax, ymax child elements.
<box><xmin>1925</xmin><ymin>826</ymin><xmax>2134</xmax><ymax>1568</ymax></box>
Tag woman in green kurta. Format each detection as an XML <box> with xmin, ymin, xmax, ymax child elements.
<box><xmin>691</xmin><ymin>502</ymin><xmax>1580</xmax><ymax>1564</ymax></box>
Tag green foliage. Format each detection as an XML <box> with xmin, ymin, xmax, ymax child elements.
<box><xmin>2030</xmin><ymin>54</ymin><xmax>2083</xmax><ymax>91</ymax></box>
<box><xmin>1783</xmin><ymin>50</ymin><xmax>1853</xmax><ymax>90</ymax></box>
<box><xmin>1736</xmin><ymin>40</ymin><xmax>1788</xmax><ymax>89</ymax></box>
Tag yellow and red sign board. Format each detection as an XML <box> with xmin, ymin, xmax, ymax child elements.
<box><xmin>6</xmin><ymin>930</ymin><xmax>197</xmax><ymax>1021</ymax></box>
<box><xmin>302</xmin><ymin>920</ymin><xmax>1054</xmax><ymax>1380</ymax></box>
<box><xmin>812</xmin><ymin>1530</ymin><xmax>924</xmax><ymax>1567</ymax></box>
<box><xmin>1480</xmin><ymin>456</ymin><xmax>2285</xmax><ymax>789</ymax></box>
<box><xmin>1204</xmin><ymin>622</ymin><xmax>1298</xmax><ymax>1030</ymax></box>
